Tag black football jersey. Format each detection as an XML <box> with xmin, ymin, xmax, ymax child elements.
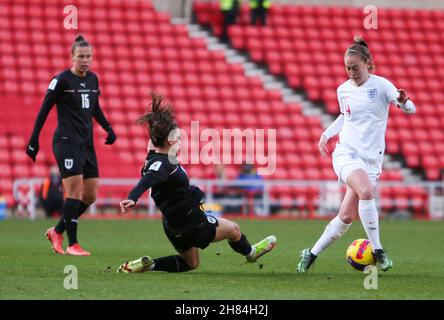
<box><xmin>30</xmin><ymin>69</ymin><xmax>110</xmax><ymax>145</ymax></box>
<box><xmin>128</xmin><ymin>150</ymin><xmax>204</xmax><ymax>227</ymax></box>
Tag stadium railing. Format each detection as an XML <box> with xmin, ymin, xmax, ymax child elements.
<box><xmin>11</xmin><ymin>178</ymin><xmax>444</xmax><ymax>220</ymax></box>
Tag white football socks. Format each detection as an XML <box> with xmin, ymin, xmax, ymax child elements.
<box><xmin>358</xmin><ymin>199</ymin><xmax>382</xmax><ymax>251</ymax></box>
<box><xmin>311</xmin><ymin>216</ymin><xmax>352</xmax><ymax>256</ymax></box>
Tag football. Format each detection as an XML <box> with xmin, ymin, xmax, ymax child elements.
<box><xmin>346</xmin><ymin>239</ymin><xmax>376</xmax><ymax>271</ymax></box>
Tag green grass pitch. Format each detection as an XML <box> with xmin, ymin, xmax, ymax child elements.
<box><xmin>1</xmin><ymin>218</ymin><xmax>443</xmax><ymax>300</ymax></box>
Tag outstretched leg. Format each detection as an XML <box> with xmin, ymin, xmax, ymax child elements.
<box><xmin>297</xmin><ymin>186</ymin><xmax>356</xmax><ymax>273</ymax></box>
<box><xmin>214</xmin><ymin>218</ymin><xmax>276</xmax><ymax>263</ymax></box>
<box><xmin>117</xmin><ymin>217</ymin><xmax>277</xmax><ymax>274</ymax></box>
<box><xmin>117</xmin><ymin>248</ymin><xmax>198</xmax><ymax>273</ymax></box>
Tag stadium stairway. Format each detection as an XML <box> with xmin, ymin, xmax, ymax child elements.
<box><xmin>190</xmin><ymin>1</ymin><xmax>432</xmax><ymax>215</ymax></box>
<box><xmin>193</xmin><ymin>1</ymin><xmax>444</xmax><ymax>182</ymax></box>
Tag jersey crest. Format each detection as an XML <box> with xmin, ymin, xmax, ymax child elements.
<box><xmin>367</xmin><ymin>88</ymin><xmax>377</xmax><ymax>101</ymax></box>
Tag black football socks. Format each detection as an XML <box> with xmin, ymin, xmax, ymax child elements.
<box><xmin>229</xmin><ymin>234</ymin><xmax>252</xmax><ymax>256</ymax></box>
<box><xmin>54</xmin><ymin>200</ymin><xmax>89</xmax><ymax>234</ymax></box>
<box><xmin>152</xmin><ymin>255</ymin><xmax>192</xmax><ymax>272</ymax></box>
<box><xmin>62</xmin><ymin>198</ymin><xmax>81</xmax><ymax>246</ymax></box>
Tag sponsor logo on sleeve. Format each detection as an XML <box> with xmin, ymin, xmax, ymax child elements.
<box><xmin>48</xmin><ymin>78</ymin><xmax>58</xmax><ymax>90</ymax></box>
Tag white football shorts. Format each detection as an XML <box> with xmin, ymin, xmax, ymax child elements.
<box><xmin>332</xmin><ymin>143</ymin><xmax>383</xmax><ymax>187</ymax></box>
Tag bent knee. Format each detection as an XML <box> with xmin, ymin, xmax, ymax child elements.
<box><xmin>357</xmin><ymin>188</ymin><xmax>374</xmax><ymax>200</ymax></box>
<box><xmin>187</xmin><ymin>260</ymin><xmax>199</xmax><ymax>270</ymax></box>
<box><xmin>229</xmin><ymin>221</ymin><xmax>241</xmax><ymax>240</ymax></box>
<box><xmin>340</xmin><ymin>215</ymin><xmax>353</xmax><ymax>224</ymax></box>
<box><xmin>66</xmin><ymin>191</ymin><xmax>83</xmax><ymax>200</ymax></box>
<box><xmin>82</xmin><ymin>195</ymin><xmax>96</xmax><ymax>205</ymax></box>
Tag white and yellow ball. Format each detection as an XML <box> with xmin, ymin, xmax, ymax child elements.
<box><xmin>346</xmin><ymin>239</ymin><xmax>376</xmax><ymax>271</ymax></box>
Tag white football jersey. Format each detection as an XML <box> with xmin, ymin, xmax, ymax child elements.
<box><xmin>337</xmin><ymin>74</ymin><xmax>399</xmax><ymax>161</ymax></box>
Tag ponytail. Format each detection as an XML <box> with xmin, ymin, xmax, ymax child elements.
<box><xmin>346</xmin><ymin>35</ymin><xmax>375</xmax><ymax>71</ymax></box>
<box><xmin>137</xmin><ymin>92</ymin><xmax>177</xmax><ymax>147</ymax></box>
<box><xmin>71</xmin><ymin>35</ymin><xmax>91</xmax><ymax>55</ymax></box>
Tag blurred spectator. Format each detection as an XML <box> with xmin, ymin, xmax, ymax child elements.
<box><xmin>214</xmin><ymin>163</ymin><xmax>226</xmax><ymax>180</ymax></box>
<box><xmin>220</xmin><ymin>0</ymin><xmax>240</xmax><ymax>42</ymax></box>
<box><xmin>0</xmin><ymin>193</ymin><xmax>6</xmax><ymax>220</ymax></box>
<box><xmin>39</xmin><ymin>166</ymin><xmax>64</xmax><ymax>218</ymax></box>
<box><xmin>236</xmin><ymin>163</ymin><xmax>263</xmax><ymax>193</ymax></box>
<box><xmin>212</xmin><ymin>163</ymin><xmax>226</xmax><ymax>199</ymax></box>
<box><xmin>250</xmin><ymin>0</ymin><xmax>271</xmax><ymax>26</ymax></box>
<box><xmin>204</xmin><ymin>164</ymin><xmax>226</xmax><ymax>215</ymax></box>
<box><xmin>235</xmin><ymin>163</ymin><xmax>265</xmax><ymax>215</ymax></box>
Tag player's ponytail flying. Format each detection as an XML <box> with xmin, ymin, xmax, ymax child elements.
<box><xmin>137</xmin><ymin>92</ymin><xmax>177</xmax><ymax>147</ymax></box>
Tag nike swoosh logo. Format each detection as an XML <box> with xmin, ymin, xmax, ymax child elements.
<box><xmin>29</xmin><ymin>146</ymin><xmax>34</xmax><ymax>151</ymax></box>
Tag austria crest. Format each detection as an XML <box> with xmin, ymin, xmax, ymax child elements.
<box><xmin>65</xmin><ymin>159</ymin><xmax>73</xmax><ymax>169</ymax></box>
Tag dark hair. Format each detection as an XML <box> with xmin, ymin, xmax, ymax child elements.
<box><xmin>137</xmin><ymin>92</ymin><xmax>177</xmax><ymax>147</ymax></box>
<box><xmin>71</xmin><ymin>35</ymin><xmax>91</xmax><ymax>55</ymax></box>
<box><xmin>345</xmin><ymin>35</ymin><xmax>374</xmax><ymax>71</ymax></box>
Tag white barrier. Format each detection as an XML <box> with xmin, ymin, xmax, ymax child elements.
<box><xmin>12</xmin><ymin>178</ymin><xmax>444</xmax><ymax>220</ymax></box>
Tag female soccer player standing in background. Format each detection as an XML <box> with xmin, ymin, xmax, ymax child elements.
<box><xmin>297</xmin><ymin>36</ymin><xmax>416</xmax><ymax>272</ymax></box>
<box><xmin>26</xmin><ymin>35</ymin><xmax>117</xmax><ymax>256</ymax></box>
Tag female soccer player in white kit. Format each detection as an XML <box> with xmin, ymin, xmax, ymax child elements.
<box><xmin>296</xmin><ymin>36</ymin><xmax>416</xmax><ymax>273</ymax></box>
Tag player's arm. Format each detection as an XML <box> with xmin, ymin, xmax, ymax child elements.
<box><xmin>318</xmin><ymin>114</ymin><xmax>344</xmax><ymax>157</ymax></box>
<box><xmin>94</xmin><ymin>96</ymin><xmax>117</xmax><ymax>144</ymax></box>
<box><xmin>26</xmin><ymin>77</ymin><xmax>63</xmax><ymax>161</ymax></box>
<box><xmin>396</xmin><ymin>89</ymin><xmax>416</xmax><ymax>114</ymax></box>
<box><xmin>321</xmin><ymin>89</ymin><xmax>346</xmax><ymax>142</ymax></box>
<box><xmin>322</xmin><ymin>114</ymin><xmax>344</xmax><ymax>140</ymax></box>
<box><xmin>120</xmin><ymin>161</ymin><xmax>169</xmax><ymax>213</ymax></box>
<box><xmin>383</xmin><ymin>78</ymin><xmax>416</xmax><ymax>114</ymax></box>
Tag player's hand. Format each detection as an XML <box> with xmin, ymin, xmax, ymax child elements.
<box><xmin>120</xmin><ymin>199</ymin><xmax>135</xmax><ymax>214</ymax></box>
<box><xmin>26</xmin><ymin>139</ymin><xmax>39</xmax><ymax>162</ymax></box>
<box><xmin>397</xmin><ymin>89</ymin><xmax>409</xmax><ymax>105</ymax></box>
<box><xmin>318</xmin><ymin>134</ymin><xmax>329</xmax><ymax>158</ymax></box>
<box><xmin>105</xmin><ymin>126</ymin><xmax>117</xmax><ymax>145</ymax></box>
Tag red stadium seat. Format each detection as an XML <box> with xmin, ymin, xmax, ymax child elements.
<box><xmin>0</xmin><ymin>0</ymin><xmax>441</xmax><ymax>215</ymax></box>
<box><xmin>192</xmin><ymin>1</ymin><xmax>444</xmax><ymax>183</ymax></box>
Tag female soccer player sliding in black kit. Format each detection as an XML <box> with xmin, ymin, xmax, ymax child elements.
<box><xmin>26</xmin><ymin>35</ymin><xmax>117</xmax><ymax>256</ymax></box>
<box><xmin>117</xmin><ymin>93</ymin><xmax>276</xmax><ymax>273</ymax></box>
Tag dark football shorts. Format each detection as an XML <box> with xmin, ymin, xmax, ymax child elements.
<box><xmin>163</xmin><ymin>207</ymin><xmax>219</xmax><ymax>253</ymax></box>
<box><xmin>53</xmin><ymin>140</ymin><xmax>99</xmax><ymax>179</ymax></box>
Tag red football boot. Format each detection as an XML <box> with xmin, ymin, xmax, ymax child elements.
<box><xmin>66</xmin><ymin>243</ymin><xmax>91</xmax><ymax>256</ymax></box>
<box><xmin>45</xmin><ymin>227</ymin><xmax>65</xmax><ymax>255</ymax></box>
